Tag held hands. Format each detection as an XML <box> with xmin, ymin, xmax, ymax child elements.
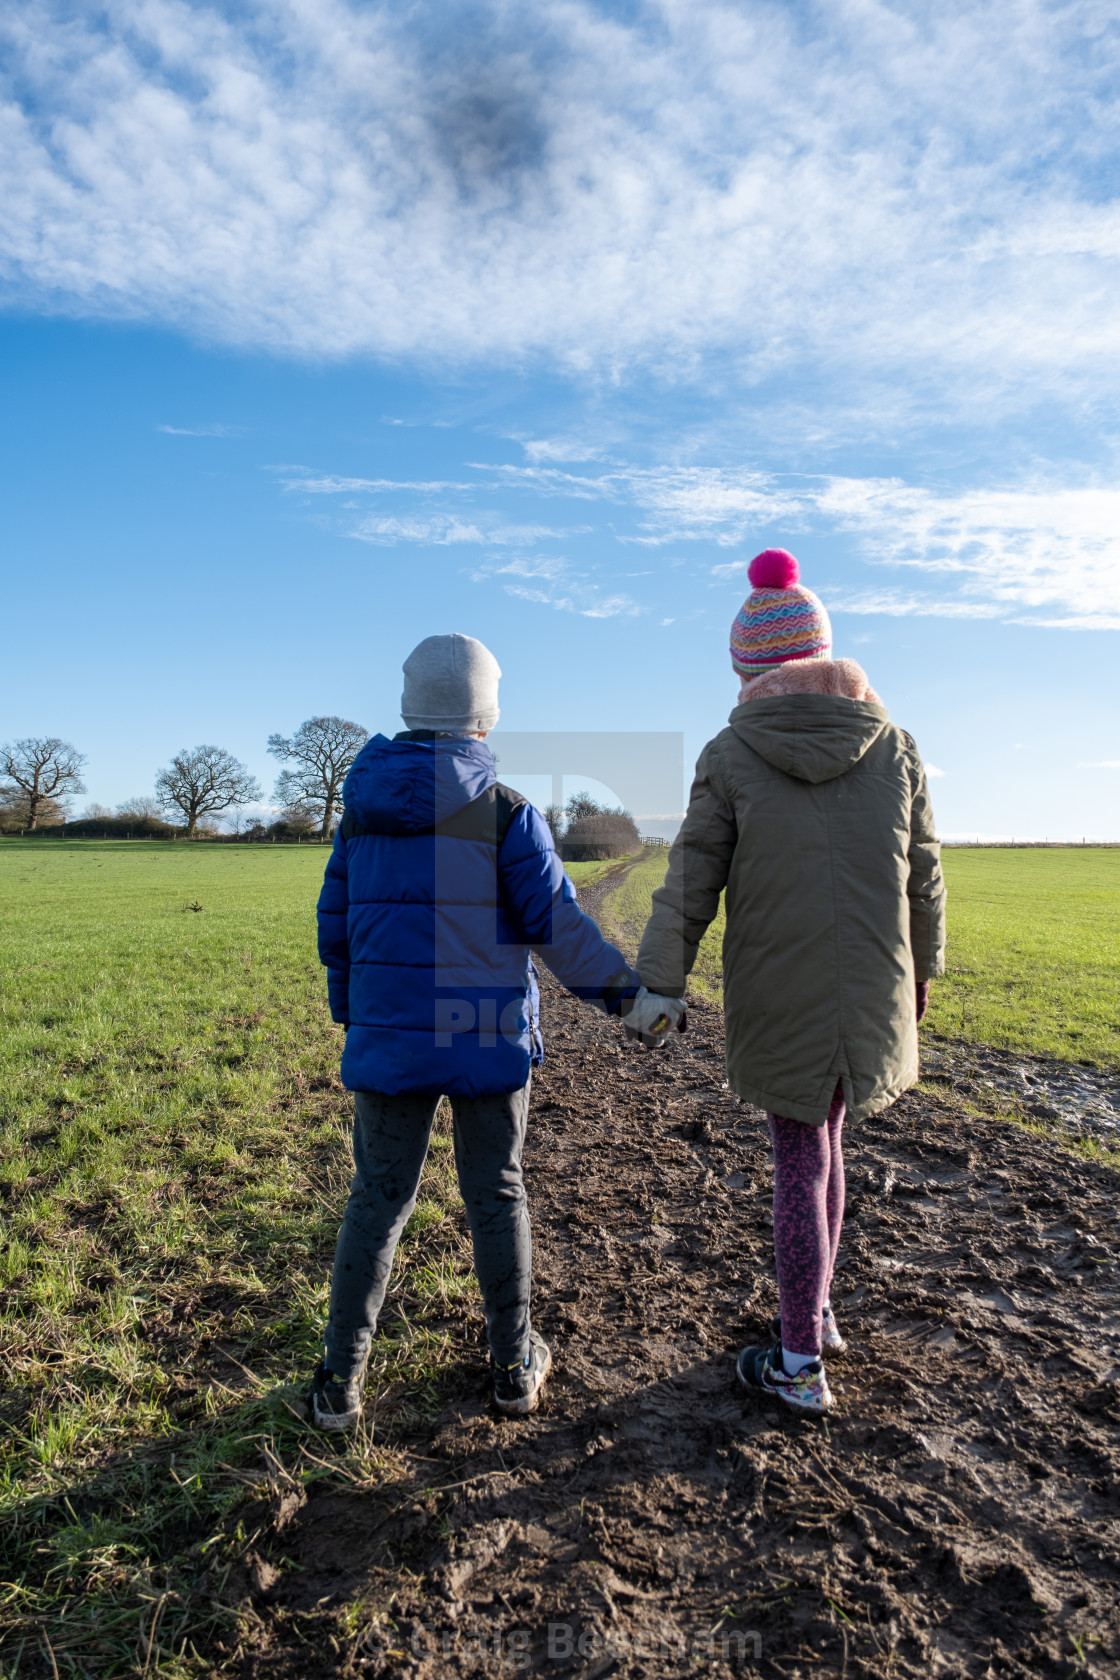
<box><xmin>916</xmin><ymin>980</ymin><xmax>931</xmax><ymax>1024</ymax></box>
<box><xmin>622</xmin><ymin>986</ymin><xmax>688</xmax><ymax>1049</ymax></box>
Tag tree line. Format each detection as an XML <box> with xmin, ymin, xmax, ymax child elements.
<box><xmin>0</xmin><ymin>728</ymin><xmax>642</xmax><ymax>856</ymax></box>
<box><xmin>0</xmin><ymin>719</ymin><xmax>368</xmax><ymax>838</ymax></box>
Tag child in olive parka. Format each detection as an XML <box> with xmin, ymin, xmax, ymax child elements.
<box><xmin>636</xmin><ymin>551</ymin><xmax>946</xmax><ymax>1414</ymax></box>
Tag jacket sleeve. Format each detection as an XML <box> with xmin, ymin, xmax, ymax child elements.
<box><xmin>498</xmin><ymin>803</ymin><xmax>637</xmax><ymax>1009</ymax></box>
<box><xmin>316</xmin><ymin>827</ymin><xmax>352</xmax><ymax>1025</ymax></box>
<box><xmin>636</xmin><ymin>737</ymin><xmax>738</xmax><ymax>995</ymax></box>
<box><xmin>904</xmin><ymin>739</ymin><xmax>947</xmax><ymax>981</ymax></box>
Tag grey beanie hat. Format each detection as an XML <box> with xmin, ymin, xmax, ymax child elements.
<box><xmin>401</xmin><ymin>633</ymin><xmax>501</xmax><ymax>732</ymax></box>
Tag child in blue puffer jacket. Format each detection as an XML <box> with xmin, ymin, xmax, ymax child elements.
<box><xmin>310</xmin><ymin>633</ymin><xmax>684</xmax><ymax>1426</ymax></box>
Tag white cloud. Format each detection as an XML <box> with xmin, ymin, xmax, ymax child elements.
<box><xmin>345</xmin><ymin>512</ymin><xmax>574</xmax><ymax>547</ymax></box>
<box><xmin>275</xmin><ymin>440</ymin><xmax>1120</xmax><ymax>626</ymax></box>
<box><xmin>924</xmin><ymin>763</ymin><xmax>947</xmax><ymax>779</ymax></box>
<box><xmin>487</xmin><ymin>524</ymin><xmax>579</xmax><ymax>545</ymax></box>
<box><xmin>485</xmin><ymin>456</ymin><xmax>1120</xmax><ymax>626</ymax></box>
<box><xmin>519</xmin><ymin>437</ymin><xmax>615</xmax><ymax>464</ymax></box>
<box><xmin>501</xmin><ymin>583</ymin><xmax>639</xmax><ymax>618</ymax></box>
<box><xmin>349</xmin><ymin>515</ymin><xmax>485</xmax><ymax>545</ymax></box>
<box><xmin>591</xmin><ymin>466</ymin><xmax>1120</xmax><ymax>628</ymax></box>
<box><xmin>158</xmin><ymin>422</ymin><xmax>241</xmax><ymax>437</ymax></box>
<box><xmin>1012</xmin><ymin>614</ymin><xmax>1120</xmax><ymax>632</ymax></box>
<box><xmin>280</xmin><ymin>474</ymin><xmax>477</xmax><ymax>495</ymax></box>
<box><xmin>2</xmin><ymin>0</ymin><xmax>1120</xmax><ymax>415</ymax></box>
<box><xmin>475</xmin><ymin>554</ymin><xmax>639</xmax><ymax>619</ymax></box>
<box><xmin>1080</xmin><ymin>760</ymin><xmax>1120</xmax><ymax>769</ymax></box>
<box><xmin>579</xmin><ymin>595</ymin><xmax>641</xmax><ymax>620</ymax></box>
<box><xmin>382</xmin><ymin>416</ymin><xmax>452</xmax><ymax>428</ymax></box>
<box><xmin>277</xmin><ymin>466</ymin><xmax>586</xmax><ymax>547</ymax></box>
<box><xmin>808</xmin><ymin>480</ymin><xmax>1120</xmax><ymax>626</ymax></box>
<box><xmin>823</xmin><ymin>592</ymin><xmax>1005</xmax><ymax>621</ymax></box>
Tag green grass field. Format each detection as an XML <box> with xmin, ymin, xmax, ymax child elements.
<box><xmin>930</xmin><ymin>849</ymin><xmax>1120</xmax><ymax>1066</ymax></box>
<box><xmin>602</xmin><ymin>846</ymin><xmax>1120</xmax><ymax>1070</ymax></box>
<box><xmin>0</xmin><ymin>839</ymin><xmax>477</xmax><ymax>1676</ymax></box>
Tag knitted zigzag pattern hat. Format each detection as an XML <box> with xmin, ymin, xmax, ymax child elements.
<box><xmin>730</xmin><ymin>549</ymin><xmax>832</xmax><ymax>678</ymax></box>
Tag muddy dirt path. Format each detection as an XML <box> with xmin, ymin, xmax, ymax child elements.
<box><xmin>249</xmin><ymin>872</ymin><xmax>1120</xmax><ymax>1679</ymax></box>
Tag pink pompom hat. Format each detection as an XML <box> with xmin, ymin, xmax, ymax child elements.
<box><xmin>729</xmin><ymin>549</ymin><xmax>832</xmax><ymax>679</ymax></box>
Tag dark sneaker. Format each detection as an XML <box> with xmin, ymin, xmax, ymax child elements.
<box><xmin>736</xmin><ymin>1342</ymin><xmax>832</xmax><ymax>1415</ymax></box>
<box><xmin>492</xmin><ymin>1330</ymin><xmax>552</xmax><ymax>1416</ymax></box>
<box><xmin>770</xmin><ymin>1304</ymin><xmax>847</xmax><ymax>1354</ymax></box>
<box><xmin>310</xmin><ymin>1361</ymin><xmax>366</xmax><ymax>1432</ymax></box>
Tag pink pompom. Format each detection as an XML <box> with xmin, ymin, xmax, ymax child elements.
<box><xmin>748</xmin><ymin>548</ymin><xmax>800</xmax><ymax>589</ymax></box>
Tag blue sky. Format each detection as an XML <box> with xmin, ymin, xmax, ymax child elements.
<box><xmin>2</xmin><ymin>0</ymin><xmax>1120</xmax><ymax>837</ymax></box>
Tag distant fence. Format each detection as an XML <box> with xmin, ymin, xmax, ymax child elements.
<box><xmin>632</xmin><ymin>836</ymin><xmax>1120</xmax><ymax>850</ymax></box>
<box><xmin>941</xmin><ymin>840</ymin><xmax>1120</xmax><ymax>848</ymax></box>
<box><xmin>639</xmin><ymin>836</ymin><xmax>1120</xmax><ymax>849</ymax></box>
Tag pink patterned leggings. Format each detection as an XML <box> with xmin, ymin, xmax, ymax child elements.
<box><xmin>767</xmin><ymin>1083</ymin><xmax>846</xmax><ymax>1356</ymax></box>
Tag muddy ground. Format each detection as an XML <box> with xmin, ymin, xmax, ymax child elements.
<box><xmin>918</xmin><ymin>1038</ymin><xmax>1120</xmax><ymax>1148</ymax></box>
<box><xmin>239</xmin><ymin>874</ymin><xmax>1120</xmax><ymax>1680</ymax></box>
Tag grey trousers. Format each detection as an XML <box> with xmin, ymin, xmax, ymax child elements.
<box><xmin>323</xmin><ymin>1081</ymin><xmax>533</xmax><ymax>1378</ymax></box>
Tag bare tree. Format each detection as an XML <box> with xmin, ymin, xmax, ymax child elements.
<box><xmin>0</xmin><ymin>789</ymin><xmax>66</xmax><ymax>832</ymax></box>
<box><xmin>155</xmin><ymin>746</ymin><xmax>261</xmax><ymax>837</ymax></box>
<box><xmin>277</xmin><ymin>802</ymin><xmax>319</xmax><ymax>834</ymax></box>
<box><xmin>268</xmin><ymin>716</ymin><xmax>368</xmax><ymax>838</ymax></box>
<box><xmin>116</xmin><ymin>795</ymin><xmax>163</xmax><ymax>820</ymax></box>
<box><xmin>565</xmin><ymin>790</ymin><xmax>605</xmax><ymax>824</ymax></box>
<box><xmin>0</xmin><ymin>737</ymin><xmax>87</xmax><ymax>830</ymax></box>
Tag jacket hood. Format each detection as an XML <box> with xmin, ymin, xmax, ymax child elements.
<box><xmin>737</xmin><ymin>656</ymin><xmax>880</xmax><ymax>708</ymax></box>
<box><xmin>341</xmin><ymin>734</ymin><xmax>497</xmax><ymax>835</ymax></box>
<box><xmin>730</xmin><ymin>694</ymin><xmax>890</xmax><ymax>784</ymax></box>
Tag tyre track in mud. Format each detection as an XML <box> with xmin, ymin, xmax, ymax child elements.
<box><xmin>247</xmin><ymin>863</ymin><xmax>1120</xmax><ymax>1679</ymax></box>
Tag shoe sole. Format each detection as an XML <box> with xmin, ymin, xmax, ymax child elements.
<box><xmin>312</xmin><ymin>1402</ymin><xmax>360</xmax><ymax>1431</ymax></box>
<box><xmin>494</xmin><ymin>1344</ymin><xmax>552</xmax><ymax>1417</ymax></box>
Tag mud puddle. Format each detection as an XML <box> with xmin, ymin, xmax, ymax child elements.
<box><xmin>920</xmin><ymin>1036</ymin><xmax>1120</xmax><ymax>1144</ymax></box>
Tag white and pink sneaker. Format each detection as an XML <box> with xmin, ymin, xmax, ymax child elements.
<box><xmin>736</xmin><ymin>1343</ymin><xmax>833</xmax><ymax>1415</ymax></box>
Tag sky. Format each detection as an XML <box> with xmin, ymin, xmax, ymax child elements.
<box><xmin>2</xmin><ymin>0</ymin><xmax>1120</xmax><ymax>838</ymax></box>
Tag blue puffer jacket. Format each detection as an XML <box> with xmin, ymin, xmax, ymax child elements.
<box><xmin>317</xmin><ymin>732</ymin><xmax>638</xmax><ymax>1096</ymax></box>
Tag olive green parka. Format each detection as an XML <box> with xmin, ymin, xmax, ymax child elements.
<box><xmin>636</xmin><ymin>663</ymin><xmax>946</xmax><ymax>1125</ymax></box>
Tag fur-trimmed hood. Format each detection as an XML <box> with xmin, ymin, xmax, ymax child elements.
<box><xmin>737</xmin><ymin>657</ymin><xmax>881</xmax><ymax>706</ymax></box>
<box><xmin>729</xmin><ymin>659</ymin><xmax>889</xmax><ymax>785</ymax></box>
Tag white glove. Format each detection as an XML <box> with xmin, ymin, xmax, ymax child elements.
<box><xmin>621</xmin><ymin>986</ymin><xmax>688</xmax><ymax>1048</ymax></box>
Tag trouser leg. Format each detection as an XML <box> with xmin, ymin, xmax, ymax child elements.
<box><xmin>767</xmin><ymin>1110</ymin><xmax>832</xmax><ymax>1357</ymax></box>
<box><xmin>824</xmin><ymin>1085</ymin><xmax>847</xmax><ymax>1300</ymax></box>
<box><xmin>323</xmin><ymin>1089</ymin><xmax>439</xmax><ymax>1380</ymax></box>
<box><xmin>450</xmin><ymin>1079</ymin><xmax>533</xmax><ymax>1366</ymax></box>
